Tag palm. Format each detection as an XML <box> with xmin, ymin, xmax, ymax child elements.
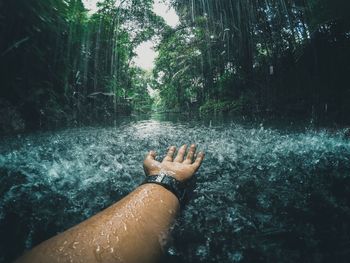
<box><xmin>143</xmin><ymin>144</ymin><xmax>205</xmax><ymax>182</ymax></box>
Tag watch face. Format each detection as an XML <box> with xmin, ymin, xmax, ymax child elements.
<box><xmin>155</xmin><ymin>174</ymin><xmax>166</xmax><ymax>183</ymax></box>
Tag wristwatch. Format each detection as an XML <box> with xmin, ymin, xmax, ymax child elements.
<box><xmin>142</xmin><ymin>173</ymin><xmax>187</xmax><ymax>205</ymax></box>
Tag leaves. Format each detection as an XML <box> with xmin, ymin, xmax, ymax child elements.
<box><xmin>0</xmin><ymin>0</ymin><xmax>166</xmax><ymax>128</ymax></box>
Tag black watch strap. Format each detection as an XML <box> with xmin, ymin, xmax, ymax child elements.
<box><xmin>142</xmin><ymin>173</ymin><xmax>186</xmax><ymax>205</ymax></box>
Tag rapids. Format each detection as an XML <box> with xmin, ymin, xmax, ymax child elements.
<box><xmin>1</xmin><ymin>116</ymin><xmax>350</xmax><ymax>262</ymax></box>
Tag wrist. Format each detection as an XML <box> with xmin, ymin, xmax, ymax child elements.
<box><xmin>142</xmin><ymin>173</ymin><xmax>196</xmax><ymax>208</ymax></box>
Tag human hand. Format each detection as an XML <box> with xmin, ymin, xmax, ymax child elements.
<box><xmin>143</xmin><ymin>144</ymin><xmax>205</xmax><ymax>182</ymax></box>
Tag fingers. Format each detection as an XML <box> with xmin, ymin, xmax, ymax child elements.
<box><xmin>163</xmin><ymin>145</ymin><xmax>204</xmax><ymax>167</ymax></box>
<box><xmin>183</xmin><ymin>144</ymin><xmax>196</xmax><ymax>164</ymax></box>
<box><xmin>143</xmin><ymin>150</ymin><xmax>158</xmax><ymax>175</ymax></box>
<box><xmin>174</xmin><ymin>144</ymin><xmax>187</xmax><ymax>163</ymax></box>
<box><xmin>163</xmin><ymin>146</ymin><xmax>176</xmax><ymax>162</ymax></box>
<box><xmin>192</xmin><ymin>151</ymin><xmax>205</xmax><ymax>170</ymax></box>
<box><xmin>145</xmin><ymin>150</ymin><xmax>156</xmax><ymax>161</ymax></box>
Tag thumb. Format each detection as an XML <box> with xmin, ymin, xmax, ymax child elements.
<box><xmin>146</xmin><ymin>150</ymin><xmax>157</xmax><ymax>161</ymax></box>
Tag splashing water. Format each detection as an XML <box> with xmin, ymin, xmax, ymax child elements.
<box><xmin>1</xmin><ymin>116</ymin><xmax>350</xmax><ymax>262</ymax></box>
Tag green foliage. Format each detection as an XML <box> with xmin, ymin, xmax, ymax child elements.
<box><xmin>199</xmin><ymin>98</ymin><xmax>245</xmax><ymax>115</ymax></box>
<box><xmin>1</xmin><ymin>0</ymin><xmax>350</xmax><ymax>131</ymax></box>
<box><xmin>0</xmin><ymin>0</ymin><xmax>165</xmax><ymax>130</ymax></box>
<box><xmin>128</xmin><ymin>68</ymin><xmax>153</xmax><ymax>113</ymax></box>
<box><xmin>154</xmin><ymin>0</ymin><xmax>350</xmax><ymax>122</ymax></box>
<box><xmin>153</xmin><ymin>26</ymin><xmax>208</xmax><ymax>110</ymax></box>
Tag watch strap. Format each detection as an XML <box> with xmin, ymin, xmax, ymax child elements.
<box><xmin>142</xmin><ymin>173</ymin><xmax>186</xmax><ymax>205</ymax></box>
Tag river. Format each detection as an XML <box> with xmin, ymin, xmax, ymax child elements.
<box><xmin>1</xmin><ymin>114</ymin><xmax>350</xmax><ymax>263</ymax></box>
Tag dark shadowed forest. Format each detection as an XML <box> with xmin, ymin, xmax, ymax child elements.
<box><xmin>1</xmin><ymin>0</ymin><xmax>350</xmax><ymax>133</ymax></box>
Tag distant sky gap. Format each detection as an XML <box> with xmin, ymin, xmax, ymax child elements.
<box><xmin>82</xmin><ymin>0</ymin><xmax>179</xmax><ymax>70</ymax></box>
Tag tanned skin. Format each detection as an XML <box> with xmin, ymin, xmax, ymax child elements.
<box><xmin>16</xmin><ymin>144</ymin><xmax>205</xmax><ymax>263</ymax></box>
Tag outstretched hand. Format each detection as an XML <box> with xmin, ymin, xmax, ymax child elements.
<box><xmin>143</xmin><ymin>144</ymin><xmax>205</xmax><ymax>182</ymax></box>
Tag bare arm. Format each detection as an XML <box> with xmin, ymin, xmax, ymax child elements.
<box><xmin>16</xmin><ymin>144</ymin><xmax>204</xmax><ymax>263</ymax></box>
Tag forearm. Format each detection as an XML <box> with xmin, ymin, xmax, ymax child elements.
<box><xmin>16</xmin><ymin>184</ymin><xmax>180</xmax><ymax>263</ymax></box>
<box><xmin>16</xmin><ymin>144</ymin><xmax>205</xmax><ymax>263</ymax></box>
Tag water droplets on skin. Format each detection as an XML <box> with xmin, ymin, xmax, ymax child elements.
<box><xmin>58</xmin><ymin>246</ymin><xmax>65</xmax><ymax>252</ymax></box>
<box><xmin>94</xmin><ymin>245</ymin><xmax>102</xmax><ymax>262</ymax></box>
<box><xmin>70</xmin><ymin>241</ymin><xmax>80</xmax><ymax>249</ymax></box>
<box><xmin>57</xmin><ymin>240</ymin><xmax>68</xmax><ymax>253</ymax></box>
<box><xmin>160</xmin><ymin>169</ymin><xmax>176</xmax><ymax>177</ymax></box>
<box><xmin>168</xmin><ymin>209</ymin><xmax>175</xmax><ymax>215</ymax></box>
<box><xmin>1</xmin><ymin>117</ymin><xmax>350</xmax><ymax>262</ymax></box>
<box><xmin>106</xmin><ymin>234</ymin><xmax>111</xmax><ymax>245</ymax></box>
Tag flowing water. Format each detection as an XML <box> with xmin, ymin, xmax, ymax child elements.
<box><xmin>1</xmin><ymin>115</ymin><xmax>350</xmax><ymax>263</ymax></box>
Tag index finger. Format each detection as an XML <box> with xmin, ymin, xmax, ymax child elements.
<box><xmin>192</xmin><ymin>152</ymin><xmax>205</xmax><ymax>170</ymax></box>
<box><xmin>163</xmin><ymin>146</ymin><xmax>176</xmax><ymax>162</ymax></box>
<box><xmin>145</xmin><ymin>150</ymin><xmax>157</xmax><ymax>160</ymax></box>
